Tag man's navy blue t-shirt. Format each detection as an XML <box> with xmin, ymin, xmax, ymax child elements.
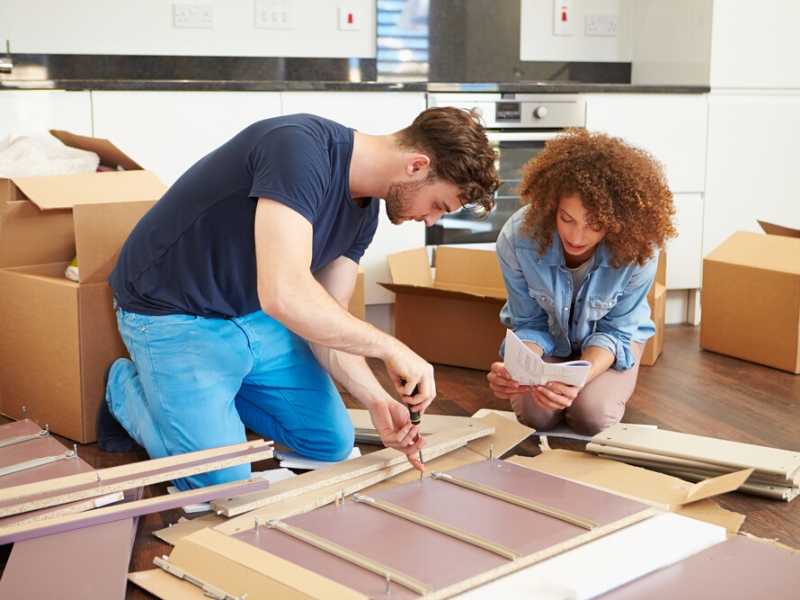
<box><xmin>109</xmin><ymin>114</ymin><xmax>379</xmax><ymax>318</ymax></box>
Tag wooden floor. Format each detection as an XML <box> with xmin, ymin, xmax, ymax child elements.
<box><xmin>2</xmin><ymin>325</ymin><xmax>799</xmax><ymax>598</ymax></box>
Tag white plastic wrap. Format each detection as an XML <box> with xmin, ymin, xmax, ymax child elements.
<box><xmin>0</xmin><ymin>133</ymin><xmax>99</xmax><ymax>178</ymax></box>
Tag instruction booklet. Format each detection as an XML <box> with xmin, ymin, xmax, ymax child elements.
<box><xmin>504</xmin><ymin>329</ymin><xmax>591</xmax><ymax>388</ymax></box>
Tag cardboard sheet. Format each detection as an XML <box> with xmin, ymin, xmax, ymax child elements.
<box><xmin>154</xmin><ymin>513</ymin><xmax>227</xmax><ymax>547</ymax></box>
<box><xmin>758</xmin><ymin>219</ymin><xmax>800</xmax><ymax>238</ymax></box>
<box><xmin>129</xmin><ymin>569</ymin><xmax>208</xmax><ymax>600</ymax></box>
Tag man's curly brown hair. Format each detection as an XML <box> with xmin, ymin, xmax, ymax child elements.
<box><xmin>397</xmin><ymin>107</ymin><xmax>500</xmax><ymax>212</ymax></box>
<box><xmin>520</xmin><ymin>128</ymin><xmax>676</xmax><ymax>267</ymax></box>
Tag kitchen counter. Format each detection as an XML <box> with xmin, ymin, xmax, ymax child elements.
<box><xmin>0</xmin><ymin>79</ymin><xmax>708</xmax><ymax>94</ymax></box>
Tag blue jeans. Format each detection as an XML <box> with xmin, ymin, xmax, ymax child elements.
<box><xmin>106</xmin><ymin>307</ymin><xmax>354</xmax><ymax>490</ymax></box>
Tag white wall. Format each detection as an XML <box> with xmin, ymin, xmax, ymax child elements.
<box><xmin>630</xmin><ymin>0</ymin><xmax>713</xmax><ymax>86</ymax></box>
<box><xmin>632</xmin><ymin>0</ymin><xmax>800</xmax><ymax>89</ymax></box>
<box><xmin>0</xmin><ymin>0</ymin><xmax>375</xmax><ymax>58</ymax></box>
<box><xmin>710</xmin><ymin>1</ymin><xmax>800</xmax><ymax>89</ymax></box>
<box><xmin>702</xmin><ymin>92</ymin><xmax>800</xmax><ymax>255</ymax></box>
<box><xmin>711</xmin><ymin>0</ymin><xmax>800</xmax><ymax>88</ymax></box>
<box><xmin>0</xmin><ymin>91</ymin><xmax>92</xmax><ymax>138</ymax></box>
<box><xmin>520</xmin><ymin>0</ymin><xmax>633</xmax><ymax>62</ymax></box>
<box><xmin>91</xmin><ymin>91</ymin><xmax>283</xmax><ymax>185</ymax></box>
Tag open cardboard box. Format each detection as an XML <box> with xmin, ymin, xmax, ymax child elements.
<box><xmin>381</xmin><ymin>245</ymin><xmax>667</xmax><ymax>371</ymax></box>
<box><xmin>380</xmin><ymin>246</ymin><xmax>507</xmax><ymax>370</ymax></box>
<box><xmin>641</xmin><ymin>252</ymin><xmax>667</xmax><ymax>367</ymax></box>
<box><xmin>347</xmin><ymin>266</ymin><xmax>365</xmax><ymax>321</ymax></box>
<box><xmin>0</xmin><ymin>131</ymin><xmax>165</xmax><ymax>442</ymax></box>
<box><xmin>701</xmin><ymin>221</ymin><xmax>800</xmax><ymax>374</ymax></box>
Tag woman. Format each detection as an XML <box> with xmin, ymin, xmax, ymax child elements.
<box><xmin>488</xmin><ymin>129</ymin><xmax>676</xmax><ymax>435</ymax></box>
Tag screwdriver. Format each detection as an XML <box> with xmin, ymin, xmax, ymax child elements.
<box><xmin>400</xmin><ymin>380</ymin><xmax>424</xmax><ymax>476</ymax></box>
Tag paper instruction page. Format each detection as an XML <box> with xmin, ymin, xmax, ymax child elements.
<box><xmin>504</xmin><ymin>329</ymin><xmax>591</xmax><ymax>388</ymax></box>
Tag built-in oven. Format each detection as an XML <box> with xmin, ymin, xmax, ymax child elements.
<box><xmin>425</xmin><ymin>93</ymin><xmax>586</xmax><ymax>245</ymax></box>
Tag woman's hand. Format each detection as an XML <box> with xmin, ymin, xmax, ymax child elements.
<box><xmin>487</xmin><ymin>362</ymin><xmax>532</xmax><ymax>399</ymax></box>
<box><xmin>532</xmin><ymin>381</ymin><xmax>580</xmax><ymax>411</ymax></box>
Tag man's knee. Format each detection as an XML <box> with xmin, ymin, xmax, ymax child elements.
<box><xmin>321</xmin><ymin>421</ymin><xmax>356</xmax><ymax>462</ymax></box>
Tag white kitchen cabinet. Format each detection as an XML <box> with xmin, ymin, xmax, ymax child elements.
<box><xmin>585</xmin><ymin>94</ymin><xmax>707</xmax><ymax>296</ymax></box>
<box><xmin>584</xmin><ymin>94</ymin><xmax>708</xmax><ymax>194</ymax></box>
<box><xmin>282</xmin><ymin>91</ymin><xmax>428</xmax><ymax>304</ymax></box>
<box><xmin>666</xmin><ymin>193</ymin><xmax>703</xmax><ymax>289</ymax></box>
<box><xmin>91</xmin><ymin>91</ymin><xmax>282</xmax><ymax>185</ymax></box>
<box><xmin>0</xmin><ymin>90</ymin><xmax>92</xmax><ymax>139</ymax></box>
<box><xmin>703</xmin><ymin>92</ymin><xmax>800</xmax><ymax>255</ymax></box>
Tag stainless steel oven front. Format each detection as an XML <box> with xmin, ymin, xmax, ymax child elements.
<box><xmin>426</xmin><ymin>93</ymin><xmax>586</xmax><ymax>245</ymax></box>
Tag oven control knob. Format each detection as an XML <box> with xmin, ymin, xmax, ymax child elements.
<box><xmin>533</xmin><ymin>106</ymin><xmax>548</xmax><ymax>119</ymax></box>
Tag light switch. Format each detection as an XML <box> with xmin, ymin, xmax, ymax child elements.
<box><xmin>553</xmin><ymin>0</ymin><xmax>573</xmax><ymax>37</ymax></box>
<box><xmin>338</xmin><ymin>4</ymin><xmax>362</xmax><ymax>31</ymax></box>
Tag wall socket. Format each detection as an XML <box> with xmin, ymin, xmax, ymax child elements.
<box><xmin>584</xmin><ymin>14</ymin><xmax>618</xmax><ymax>37</ymax></box>
<box><xmin>254</xmin><ymin>0</ymin><xmax>295</xmax><ymax>30</ymax></box>
<box><xmin>172</xmin><ymin>3</ymin><xmax>214</xmax><ymax>29</ymax></box>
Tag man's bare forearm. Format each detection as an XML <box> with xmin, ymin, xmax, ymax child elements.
<box><xmin>310</xmin><ymin>343</ymin><xmax>393</xmax><ymax>409</ymax></box>
<box><xmin>261</xmin><ymin>272</ymin><xmax>401</xmax><ymax>360</ymax></box>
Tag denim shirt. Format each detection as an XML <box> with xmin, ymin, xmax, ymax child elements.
<box><xmin>496</xmin><ymin>207</ymin><xmax>656</xmax><ymax>371</ymax></box>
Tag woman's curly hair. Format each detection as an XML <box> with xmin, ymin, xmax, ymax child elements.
<box><xmin>519</xmin><ymin>128</ymin><xmax>676</xmax><ymax>267</ymax></box>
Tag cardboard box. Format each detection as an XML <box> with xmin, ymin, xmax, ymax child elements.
<box><xmin>641</xmin><ymin>283</ymin><xmax>666</xmax><ymax>366</ymax></box>
<box><xmin>347</xmin><ymin>266</ymin><xmax>365</xmax><ymax>320</ymax></box>
<box><xmin>380</xmin><ymin>246</ymin><xmax>506</xmax><ymax>370</ymax></box>
<box><xmin>641</xmin><ymin>253</ymin><xmax>667</xmax><ymax>367</ymax></box>
<box><xmin>0</xmin><ymin>130</ymin><xmax>165</xmax><ymax>442</ymax></box>
<box><xmin>382</xmin><ymin>247</ymin><xmax>668</xmax><ymax>371</ymax></box>
<box><xmin>701</xmin><ymin>227</ymin><xmax>800</xmax><ymax>374</ymax></box>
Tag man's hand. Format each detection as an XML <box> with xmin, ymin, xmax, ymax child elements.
<box><xmin>532</xmin><ymin>381</ymin><xmax>580</xmax><ymax>411</ymax></box>
<box><xmin>383</xmin><ymin>339</ymin><xmax>436</xmax><ymax>416</ymax></box>
<box><xmin>368</xmin><ymin>398</ymin><xmax>425</xmax><ymax>471</ymax></box>
<box><xmin>487</xmin><ymin>362</ymin><xmax>532</xmax><ymax>399</ymax></box>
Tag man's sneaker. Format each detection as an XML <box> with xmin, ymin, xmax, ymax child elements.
<box><xmin>97</xmin><ymin>360</ymin><xmax>140</xmax><ymax>453</ymax></box>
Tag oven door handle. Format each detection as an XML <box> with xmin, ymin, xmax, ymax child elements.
<box><xmin>487</xmin><ymin>131</ymin><xmax>562</xmax><ymax>142</ymax></box>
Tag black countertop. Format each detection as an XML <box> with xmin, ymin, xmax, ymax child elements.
<box><xmin>0</xmin><ymin>53</ymin><xmax>709</xmax><ymax>94</ymax></box>
<box><xmin>0</xmin><ymin>79</ymin><xmax>708</xmax><ymax>94</ymax></box>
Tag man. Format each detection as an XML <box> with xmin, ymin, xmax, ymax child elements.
<box><xmin>101</xmin><ymin>108</ymin><xmax>499</xmax><ymax>489</ymax></box>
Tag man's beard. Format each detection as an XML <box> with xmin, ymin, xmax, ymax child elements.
<box><xmin>385</xmin><ymin>179</ymin><xmax>428</xmax><ymax>225</ymax></box>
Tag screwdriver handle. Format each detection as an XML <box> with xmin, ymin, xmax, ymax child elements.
<box><xmin>399</xmin><ymin>379</ymin><xmax>421</xmax><ymax>425</ymax></box>
<box><xmin>409</xmin><ymin>403</ymin><xmax>421</xmax><ymax>425</ymax></box>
